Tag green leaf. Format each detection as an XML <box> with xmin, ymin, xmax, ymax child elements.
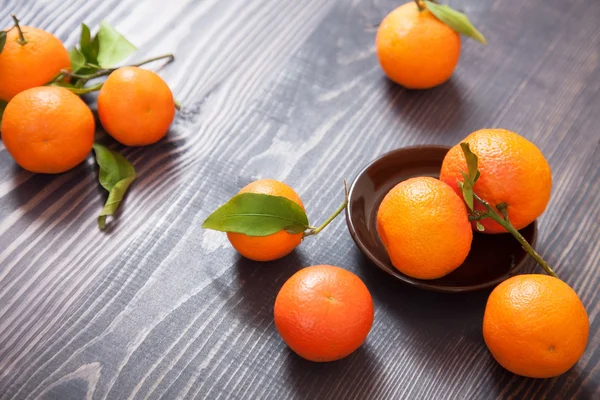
<box><xmin>79</xmin><ymin>23</ymin><xmax>99</xmax><ymax>64</ymax></box>
<box><xmin>97</xmin><ymin>176</ymin><xmax>136</xmax><ymax>229</ymax></box>
<box><xmin>92</xmin><ymin>144</ymin><xmax>136</xmax><ymax>230</ymax></box>
<box><xmin>0</xmin><ymin>31</ymin><xmax>7</xmax><ymax>55</ymax></box>
<box><xmin>0</xmin><ymin>100</ymin><xmax>7</xmax><ymax>126</ymax></box>
<box><xmin>458</xmin><ymin>142</ymin><xmax>482</xmax><ymax>211</ymax></box>
<box><xmin>476</xmin><ymin>221</ymin><xmax>485</xmax><ymax>232</ymax></box>
<box><xmin>424</xmin><ymin>1</ymin><xmax>487</xmax><ymax>45</ymax></box>
<box><xmin>458</xmin><ymin>172</ymin><xmax>474</xmax><ymax>211</ymax></box>
<box><xmin>460</xmin><ymin>142</ymin><xmax>479</xmax><ymax>182</ymax></box>
<box><xmin>202</xmin><ymin>193</ymin><xmax>310</xmax><ymax>236</ymax></box>
<box><xmin>69</xmin><ymin>48</ymin><xmax>86</xmax><ymax>72</ymax></box>
<box><xmin>96</xmin><ymin>21</ymin><xmax>137</xmax><ymax>68</ymax></box>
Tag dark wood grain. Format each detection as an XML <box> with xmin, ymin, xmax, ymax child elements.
<box><xmin>0</xmin><ymin>0</ymin><xmax>599</xmax><ymax>398</ymax></box>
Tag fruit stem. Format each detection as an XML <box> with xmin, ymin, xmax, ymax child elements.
<box><xmin>59</xmin><ymin>54</ymin><xmax>175</xmax><ymax>83</ymax></box>
<box><xmin>414</xmin><ymin>0</ymin><xmax>425</xmax><ymax>11</ymax></box>
<box><xmin>303</xmin><ymin>180</ymin><xmax>349</xmax><ymax>238</ymax></box>
<box><xmin>472</xmin><ymin>192</ymin><xmax>559</xmax><ymax>278</ymax></box>
<box><xmin>11</xmin><ymin>15</ymin><xmax>28</xmax><ymax>45</ymax></box>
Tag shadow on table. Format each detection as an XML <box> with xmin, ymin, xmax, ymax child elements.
<box><xmin>231</xmin><ymin>251</ymin><xmax>308</xmax><ymax>327</ymax></box>
<box><xmin>355</xmin><ymin>246</ymin><xmax>491</xmax><ymax>334</ymax></box>
<box><xmin>232</xmin><ymin>251</ymin><xmax>386</xmax><ymax>398</ymax></box>
<box><xmin>383</xmin><ymin>77</ymin><xmax>467</xmax><ymax>134</ymax></box>
<box><xmin>282</xmin><ymin>344</ymin><xmax>382</xmax><ymax>399</ymax></box>
<box><xmin>4</xmin><ymin>134</ymin><xmax>183</xmax><ymax>231</ymax></box>
<box><xmin>487</xmin><ymin>357</ymin><xmax>596</xmax><ymax>399</ymax></box>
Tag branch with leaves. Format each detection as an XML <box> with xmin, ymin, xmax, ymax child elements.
<box><xmin>49</xmin><ymin>22</ymin><xmax>174</xmax><ymax>96</ymax></box>
<box><xmin>0</xmin><ymin>16</ymin><xmax>178</xmax><ymax>232</ymax></box>
<box><xmin>458</xmin><ymin>143</ymin><xmax>558</xmax><ymax>278</ymax></box>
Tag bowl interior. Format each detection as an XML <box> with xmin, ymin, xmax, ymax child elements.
<box><xmin>346</xmin><ymin>145</ymin><xmax>536</xmax><ymax>293</ymax></box>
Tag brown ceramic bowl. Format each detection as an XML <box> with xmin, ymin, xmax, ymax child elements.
<box><xmin>346</xmin><ymin>145</ymin><xmax>537</xmax><ymax>293</ymax></box>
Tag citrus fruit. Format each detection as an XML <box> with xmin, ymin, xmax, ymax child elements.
<box><xmin>1</xmin><ymin>86</ymin><xmax>95</xmax><ymax>174</ymax></box>
<box><xmin>227</xmin><ymin>179</ymin><xmax>304</xmax><ymax>261</ymax></box>
<box><xmin>97</xmin><ymin>66</ymin><xmax>175</xmax><ymax>146</ymax></box>
<box><xmin>274</xmin><ymin>265</ymin><xmax>374</xmax><ymax>362</ymax></box>
<box><xmin>377</xmin><ymin>176</ymin><xmax>472</xmax><ymax>279</ymax></box>
<box><xmin>376</xmin><ymin>2</ymin><xmax>461</xmax><ymax>89</ymax></box>
<box><xmin>440</xmin><ymin>129</ymin><xmax>552</xmax><ymax>233</ymax></box>
<box><xmin>0</xmin><ymin>26</ymin><xmax>71</xmax><ymax>101</ymax></box>
<box><xmin>483</xmin><ymin>274</ymin><xmax>589</xmax><ymax>378</ymax></box>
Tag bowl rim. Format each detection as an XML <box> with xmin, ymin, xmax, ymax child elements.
<box><xmin>345</xmin><ymin>145</ymin><xmax>538</xmax><ymax>293</ymax></box>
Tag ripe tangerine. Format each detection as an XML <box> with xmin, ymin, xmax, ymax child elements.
<box><xmin>274</xmin><ymin>265</ymin><xmax>374</xmax><ymax>362</ymax></box>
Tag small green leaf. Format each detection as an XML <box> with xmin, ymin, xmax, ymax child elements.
<box><xmin>0</xmin><ymin>100</ymin><xmax>7</xmax><ymax>126</ymax></box>
<box><xmin>476</xmin><ymin>221</ymin><xmax>485</xmax><ymax>232</ymax></box>
<box><xmin>202</xmin><ymin>193</ymin><xmax>310</xmax><ymax>236</ymax></box>
<box><xmin>97</xmin><ymin>176</ymin><xmax>136</xmax><ymax>229</ymax></box>
<box><xmin>96</xmin><ymin>21</ymin><xmax>137</xmax><ymax>68</ymax></box>
<box><xmin>424</xmin><ymin>1</ymin><xmax>487</xmax><ymax>45</ymax></box>
<box><xmin>460</xmin><ymin>142</ymin><xmax>479</xmax><ymax>182</ymax></box>
<box><xmin>79</xmin><ymin>23</ymin><xmax>99</xmax><ymax>63</ymax></box>
<box><xmin>458</xmin><ymin>172</ymin><xmax>474</xmax><ymax>211</ymax></box>
<box><xmin>92</xmin><ymin>144</ymin><xmax>136</xmax><ymax>230</ymax></box>
<box><xmin>69</xmin><ymin>48</ymin><xmax>86</xmax><ymax>72</ymax></box>
<box><xmin>0</xmin><ymin>31</ymin><xmax>7</xmax><ymax>55</ymax></box>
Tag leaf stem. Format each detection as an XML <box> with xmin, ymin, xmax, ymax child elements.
<box><xmin>11</xmin><ymin>15</ymin><xmax>28</xmax><ymax>45</ymax></box>
<box><xmin>52</xmin><ymin>82</ymin><xmax>104</xmax><ymax>95</ymax></box>
<box><xmin>472</xmin><ymin>192</ymin><xmax>558</xmax><ymax>278</ymax></box>
<box><xmin>303</xmin><ymin>180</ymin><xmax>349</xmax><ymax>238</ymax></box>
<box><xmin>468</xmin><ymin>213</ymin><xmax>487</xmax><ymax>221</ymax></box>
<box><xmin>59</xmin><ymin>54</ymin><xmax>175</xmax><ymax>83</ymax></box>
<box><xmin>414</xmin><ymin>0</ymin><xmax>425</xmax><ymax>11</ymax></box>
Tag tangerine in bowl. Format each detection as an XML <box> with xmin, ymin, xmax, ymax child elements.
<box><xmin>346</xmin><ymin>145</ymin><xmax>537</xmax><ymax>293</ymax></box>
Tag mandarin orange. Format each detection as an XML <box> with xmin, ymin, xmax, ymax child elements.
<box><xmin>483</xmin><ymin>274</ymin><xmax>589</xmax><ymax>378</ymax></box>
<box><xmin>0</xmin><ymin>26</ymin><xmax>70</xmax><ymax>101</ymax></box>
<box><xmin>227</xmin><ymin>179</ymin><xmax>304</xmax><ymax>261</ymax></box>
<box><xmin>376</xmin><ymin>2</ymin><xmax>461</xmax><ymax>89</ymax></box>
<box><xmin>1</xmin><ymin>86</ymin><xmax>95</xmax><ymax>174</ymax></box>
<box><xmin>377</xmin><ymin>177</ymin><xmax>472</xmax><ymax>279</ymax></box>
<box><xmin>274</xmin><ymin>265</ymin><xmax>374</xmax><ymax>362</ymax></box>
<box><xmin>97</xmin><ymin>67</ymin><xmax>175</xmax><ymax>146</ymax></box>
<box><xmin>440</xmin><ymin>129</ymin><xmax>552</xmax><ymax>233</ymax></box>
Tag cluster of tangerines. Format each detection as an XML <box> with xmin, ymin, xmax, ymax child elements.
<box><xmin>0</xmin><ymin>16</ymin><xmax>177</xmax><ymax>228</ymax></box>
<box><xmin>0</xmin><ymin>0</ymin><xmax>590</xmax><ymax>381</ymax></box>
<box><xmin>204</xmin><ymin>130</ymin><xmax>589</xmax><ymax>378</ymax></box>
<box><xmin>202</xmin><ymin>1</ymin><xmax>590</xmax><ymax>379</ymax></box>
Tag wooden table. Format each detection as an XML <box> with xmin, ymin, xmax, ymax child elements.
<box><xmin>1</xmin><ymin>0</ymin><xmax>598</xmax><ymax>398</ymax></box>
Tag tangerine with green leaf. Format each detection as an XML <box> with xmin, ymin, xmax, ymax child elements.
<box><xmin>203</xmin><ymin>179</ymin><xmax>348</xmax><ymax>262</ymax></box>
<box><xmin>483</xmin><ymin>274</ymin><xmax>589</xmax><ymax>378</ymax></box>
<box><xmin>440</xmin><ymin>129</ymin><xmax>552</xmax><ymax>233</ymax></box>
<box><xmin>1</xmin><ymin>86</ymin><xmax>94</xmax><ymax>174</ymax></box>
<box><xmin>377</xmin><ymin>176</ymin><xmax>472</xmax><ymax>279</ymax></box>
<box><xmin>376</xmin><ymin>1</ymin><xmax>485</xmax><ymax>89</ymax></box>
<box><xmin>226</xmin><ymin>179</ymin><xmax>306</xmax><ymax>262</ymax></box>
<box><xmin>0</xmin><ymin>18</ymin><xmax>71</xmax><ymax>101</ymax></box>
